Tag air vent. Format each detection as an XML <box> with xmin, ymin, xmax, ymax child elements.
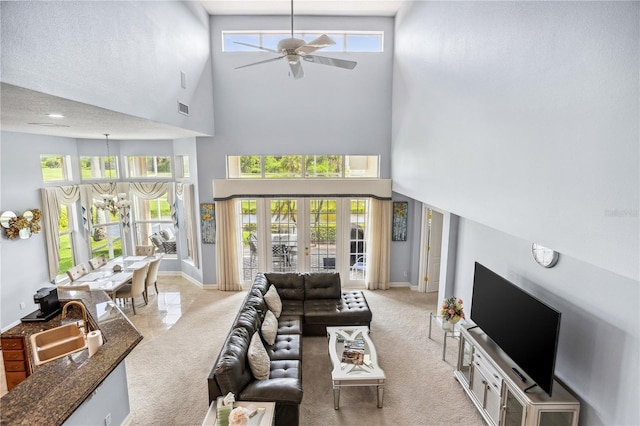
<box><xmin>178</xmin><ymin>102</ymin><xmax>189</xmax><ymax>116</ymax></box>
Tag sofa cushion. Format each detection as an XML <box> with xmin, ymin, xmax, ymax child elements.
<box><xmin>234</xmin><ymin>305</ymin><xmax>262</xmax><ymax>336</ymax></box>
<box><xmin>281</xmin><ymin>299</ymin><xmax>304</xmax><ymax>316</ymax></box>
<box><xmin>261</xmin><ymin>310</ymin><xmax>278</xmax><ymax>345</ymax></box>
<box><xmin>304</xmin><ymin>272</ymin><xmax>341</xmax><ymax>299</ymax></box>
<box><xmin>248</xmin><ymin>332</ymin><xmax>270</xmax><ymax>380</ymax></box>
<box><xmin>266</xmin><ymin>334</ymin><xmax>302</xmax><ymax>360</ymax></box>
<box><xmin>304</xmin><ymin>291</ymin><xmax>373</xmax><ymax>325</ymax></box>
<box><xmin>252</xmin><ymin>273</ymin><xmax>270</xmax><ymax>295</ymax></box>
<box><xmin>213</xmin><ymin>327</ymin><xmax>254</xmax><ymax>396</ymax></box>
<box><xmin>264</xmin><ymin>285</ymin><xmax>283</xmax><ymax>318</ymax></box>
<box><xmin>265</xmin><ymin>273</ymin><xmax>305</xmax><ymax>300</ymax></box>
<box><xmin>277</xmin><ymin>315</ymin><xmax>303</xmax><ymax>335</ymax></box>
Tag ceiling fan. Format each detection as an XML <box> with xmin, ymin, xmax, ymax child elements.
<box><xmin>234</xmin><ymin>0</ymin><xmax>358</xmax><ymax>80</ymax></box>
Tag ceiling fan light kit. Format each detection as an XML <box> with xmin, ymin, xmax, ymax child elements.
<box><xmin>234</xmin><ymin>0</ymin><xmax>357</xmax><ymax>80</ymax></box>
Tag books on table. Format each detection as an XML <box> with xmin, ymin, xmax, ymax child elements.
<box><xmin>341</xmin><ymin>339</ymin><xmax>365</xmax><ymax>365</ymax></box>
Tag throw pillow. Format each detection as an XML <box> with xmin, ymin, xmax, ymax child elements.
<box><xmin>248</xmin><ymin>332</ymin><xmax>270</xmax><ymax>380</ymax></box>
<box><xmin>264</xmin><ymin>285</ymin><xmax>282</xmax><ymax>318</ymax></box>
<box><xmin>261</xmin><ymin>310</ymin><xmax>278</xmax><ymax>345</ymax></box>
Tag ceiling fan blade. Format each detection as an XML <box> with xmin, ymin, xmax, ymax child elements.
<box><xmin>233</xmin><ymin>41</ymin><xmax>279</xmax><ymax>53</ymax></box>
<box><xmin>296</xmin><ymin>34</ymin><xmax>335</xmax><ymax>55</ymax></box>
<box><xmin>235</xmin><ymin>56</ymin><xmax>285</xmax><ymax>69</ymax></box>
<box><xmin>302</xmin><ymin>55</ymin><xmax>358</xmax><ymax>70</ymax></box>
<box><xmin>289</xmin><ymin>60</ymin><xmax>304</xmax><ymax>80</ymax></box>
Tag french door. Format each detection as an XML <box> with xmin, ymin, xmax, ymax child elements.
<box><xmin>240</xmin><ymin>197</ymin><xmax>368</xmax><ymax>285</ymax></box>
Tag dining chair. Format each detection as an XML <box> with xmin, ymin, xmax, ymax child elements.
<box><xmin>143</xmin><ymin>256</ymin><xmax>163</xmax><ymax>303</ymax></box>
<box><xmin>115</xmin><ymin>263</ymin><xmax>149</xmax><ymax>315</ymax></box>
<box><xmin>88</xmin><ymin>254</ymin><xmax>107</xmax><ymax>270</ymax></box>
<box><xmin>135</xmin><ymin>245</ymin><xmax>155</xmax><ymax>256</ymax></box>
<box><xmin>66</xmin><ymin>263</ymin><xmax>89</xmax><ymax>282</ymax></box>
<box><xmin>57</xmin><ymin>284</ymin><xmax>91</xmax><ymax>292</ymax></box>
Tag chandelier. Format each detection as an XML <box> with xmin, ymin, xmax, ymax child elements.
<box><xmin>94</xmin><ymin>134</ymin><xmax>130</xmax><ymax>215</ymax></box>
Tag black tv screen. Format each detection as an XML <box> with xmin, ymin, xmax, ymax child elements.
<box><xmin>471</xmin><ymin>262</ymin><xmax>561</xmax><ymax>396</ymax></box>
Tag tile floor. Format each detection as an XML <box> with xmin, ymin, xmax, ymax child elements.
<box><xmin>0</xmin><ymin>275</ymin><xmax>202</xmax><ymax>399</ymax></box>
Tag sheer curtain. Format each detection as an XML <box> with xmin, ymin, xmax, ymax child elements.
<box><xmin>41</xmin><ymin>185</ymin><xmax>80</xmax><ymax>281</ymax></box>
<box><xmin>176</xmin><ymin>183</ymin><xmax>199</xmax><ymax>268</ymax></box>
<box><xmin>215</xmin><ymin>199</ymin><xmax>242</xmax><ymax>291</ymax></box>
<box><xmin>365</xmin><ymin>198</ymin><xmax>392</xmax><ymax>290</ymax></box>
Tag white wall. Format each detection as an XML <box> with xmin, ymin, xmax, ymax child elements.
<box><xmin>0</xmin><ymin>1</ymin><xmax>214</xmax><ymax>136</ymax></box>
<box><xmin>454</xmin><ymin>219</ymin><xmax>639</xmax><ymax>426</ymax></box>
<box><xmin>392</xmin><ymin>1</ymin><xmax>639</xmax><ymax>281</ymax></box>
<box><xmin>392</xmin><ymin>2</ymin><xmax>640</xmax><ymax>424</ymax></box>
<box><xmin>209</xmin><ymin>15</ymin><xmax>393</xmax><ymax>176</ymax></box>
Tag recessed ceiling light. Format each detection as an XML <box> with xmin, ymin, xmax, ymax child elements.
<box><xmin>46</xmin><ymin>113</ymin><xmax>65</xmax><ymax>118</ymax></box>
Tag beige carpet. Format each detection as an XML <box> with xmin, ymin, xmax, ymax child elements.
<box><xmin>126</xmin><ymin>285</ymin><xmax>484</xmax><ymax>426</ymax></box>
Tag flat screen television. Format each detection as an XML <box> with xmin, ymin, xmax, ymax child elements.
<box><xmin>470</xmin><ymin>262</ymin><xmax>561</xmax><ymax>396</ymax></box>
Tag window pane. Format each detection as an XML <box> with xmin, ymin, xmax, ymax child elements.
<box><xmin>127</xmin><ymin>156</ymin><xmax>172</xmax><ymax>178</ymax></box>
<box><xmin>309</xmin><ymin>199</ymin><xmax>336</xmax><ymax>273</ymax></box>
<box><xmin>349</xmin><ymin>199</ymin><xmax>368</xmax><ymax>280</ymax></box>
<box><xmin>270</xmin><ymin>199</ymin><xmax>298</xmax><ymax>272</ymax></box>
<box><xmin>181</xmin><ymin>156</ymin><xmax>190</xmax><ymax>178</ymax></box>
<box><xmin>264</xmin><ymin>155</ymin><xmax>302</xmax><ymax>178</ymax></box>
<box><xmin>305</xmin><ymin>155</ymin><xmax>342</xmax><ymax>178</ymax></box>
<box><xmin>41</xmin><ymin>155</ymin><xmax>69</xmax><ymax>182</ymax></box>
<box><xmin>241</xmin><ymin>199</ymin><xmax>258</xmax><ymax>281</ymax></box>
<box><xmin>80</xmin><ymin>156</ymin><xmax>118</xmax><ymax>180</ymax></box>
<box><xmin>58</xmin><ymin>204</ymin><xmax>73</xmax><ymax>274</ymax></box>
<box><xmin>224</xmin><ymin>34</ymin><xmax>260</xmax><ymax>51</ymax></box>
<box><xmin>92</xmin><ymin>200</ymin><xmax>123</xmax><ymax>259</ymax></box>
<box><xmin>346</xmin><ymin>34</ymin><xmax>382</xmax><ymax>52</ymax></box>
<box><xmin>345</xmin><ymin>155</ymin><xmax>378</xmax><ymax>177</ymax></box>
<box><xmin>228</xmin><ymin>155</ymin><xmax>262</xmax><ymax>178</ymax></box>
<box><xmin>263</xmin><ymin>34</ymin><xmax>288</xmax><ymax>50</ymax></box>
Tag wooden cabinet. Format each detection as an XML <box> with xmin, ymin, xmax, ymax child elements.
<box><xmin>454</xmin><ymin>326</ymin><xmax>580</xmax><ymax>426</ymax></box>
<box><xmin>2</xmin><ymin>337</ymin><xmax>31</xmax><ymax>391</ymax></box>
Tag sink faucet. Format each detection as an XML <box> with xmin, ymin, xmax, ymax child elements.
<box><xmin>61</xmin><ymin>301</ymin><xmax>90</xmax><ymax>333</ymax></box>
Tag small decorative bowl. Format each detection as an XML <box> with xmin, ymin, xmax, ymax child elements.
<box><xmin>113</xmin><ymin>265</ymin><xmax>122</xmax><ymax>272</ymax></box>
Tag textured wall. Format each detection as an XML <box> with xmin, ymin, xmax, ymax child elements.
<box><xmin>392</xmin><ymin>1</ymin><xmax>639</xmax><ymax>280</ymax></box>
<box><xmin>1</xmin><ymin>1</ymin><xmax>214</xmax><ymax>136</ymax></box>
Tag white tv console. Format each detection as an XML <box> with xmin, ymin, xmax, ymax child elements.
<box><xmin>454</xmin><ymin>325</ymin><xmax>580</xmax><ymax>426</ymax></box>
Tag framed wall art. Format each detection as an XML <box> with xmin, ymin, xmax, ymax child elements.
<box><xmin>200</xmin><ymin>203</ymin><xmax>216</xmax><ymax>244</ymax></box>
<box><xmin>392</xmin><ymin>201</ymin><xmax>408</xmax><ymax>241</ymax></box>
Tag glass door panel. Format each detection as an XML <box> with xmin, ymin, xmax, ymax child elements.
<box><xmin>270</xmin><ymin>199</ymin><xmax>298</xmax><ymax>272</ymax></box>
<box><xmin>241</xmin><ymin>199</ymin><xmax>259</xmax><ymax>281</ymax></box>
<box><xmin>308</xmin><ymin>199</ymin><xmax>337</xmax><ymax>273</ymax></box>
<box><xmin>348</xmin><ymin>199</ymin><xmax>367</xmax><ymax>281</ymax></box>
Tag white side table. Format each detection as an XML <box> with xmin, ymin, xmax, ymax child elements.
<box><xmin>202</xmin><ymin>401</ymin><xmax>275</xmax><ymax>426</ymax></box>
<box><xmin>428</xmin><ymin>312</ymin><xmax>462</xmax><ymax>361</ymax></box>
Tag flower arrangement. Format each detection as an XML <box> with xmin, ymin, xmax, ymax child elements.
<box><xmin>228</xmin><ymin>407</ymin><xmax>250</xmax><ymax>426</ymax></box>
<box><xmin>440</xmin><ymin>296</ymin><xmax>464</xmax><ymax>323</ymax></box>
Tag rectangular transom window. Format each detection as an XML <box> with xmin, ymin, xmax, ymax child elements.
<box><xmin>227</xmin><ymin>155</ymin><xmax>379</xmax><ymax>179</ymax></box>
<box><xmin>80</xmin><ymin>156</ymin><xmax>119</xmax><ymax>180</ymax></box>
<box><xmin>223</xmin><ymin>31</ymin><xmax>384</xmax><ymax>53</ymax></box>
<box><xmin>41</xmin><ymin>155</ymin><xmax>71</xmax><ymax>182</ymax></box>
<box><xmin>126</xmin><ymin>156</ymin><xmax>172</xmax><ymax>178</ymax></box>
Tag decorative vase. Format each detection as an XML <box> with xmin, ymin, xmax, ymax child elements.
<box><xmin>441</xmin><ymin>320</ymin><xmax>455</xmax><ymax>332</ymax></box>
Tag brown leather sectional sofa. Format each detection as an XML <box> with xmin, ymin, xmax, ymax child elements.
<box><xmin>207</xmin><ymin>272</ymin><xmax>372</xmax><ymax>426</ymax></box>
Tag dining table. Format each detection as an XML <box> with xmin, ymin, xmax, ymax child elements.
<box><xmin>63</xmin><ymin>255</ymin><xmax>161</xmax><ymax>299</ymax></box>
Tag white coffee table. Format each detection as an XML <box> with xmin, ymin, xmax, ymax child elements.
<box><xmin>326</xmin><ymin>326</ymin><xmax>386</xmax><ymax>410</ymax></box>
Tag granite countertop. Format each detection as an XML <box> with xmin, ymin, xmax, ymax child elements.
<box><xmin>0</xmin><ymin>290</ymin><xmax>143</xmax><ymax>426</ymax></box>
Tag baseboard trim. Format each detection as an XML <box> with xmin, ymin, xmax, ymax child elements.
<box><xmin>389</xmin><ymin>281</ymin><xmax>412</xmax><ymax>288</ymax></box>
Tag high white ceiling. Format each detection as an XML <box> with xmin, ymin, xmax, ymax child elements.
<box><xmin>0</xmin><ymin>1</ymin><xmax>402</xmax><ymax>141</ymax></box>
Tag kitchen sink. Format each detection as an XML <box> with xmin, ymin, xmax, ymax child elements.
<box><xmin>30</xmin><ymin>322</ymin><xmax>87</xmax><ymax>366</ymax></box>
